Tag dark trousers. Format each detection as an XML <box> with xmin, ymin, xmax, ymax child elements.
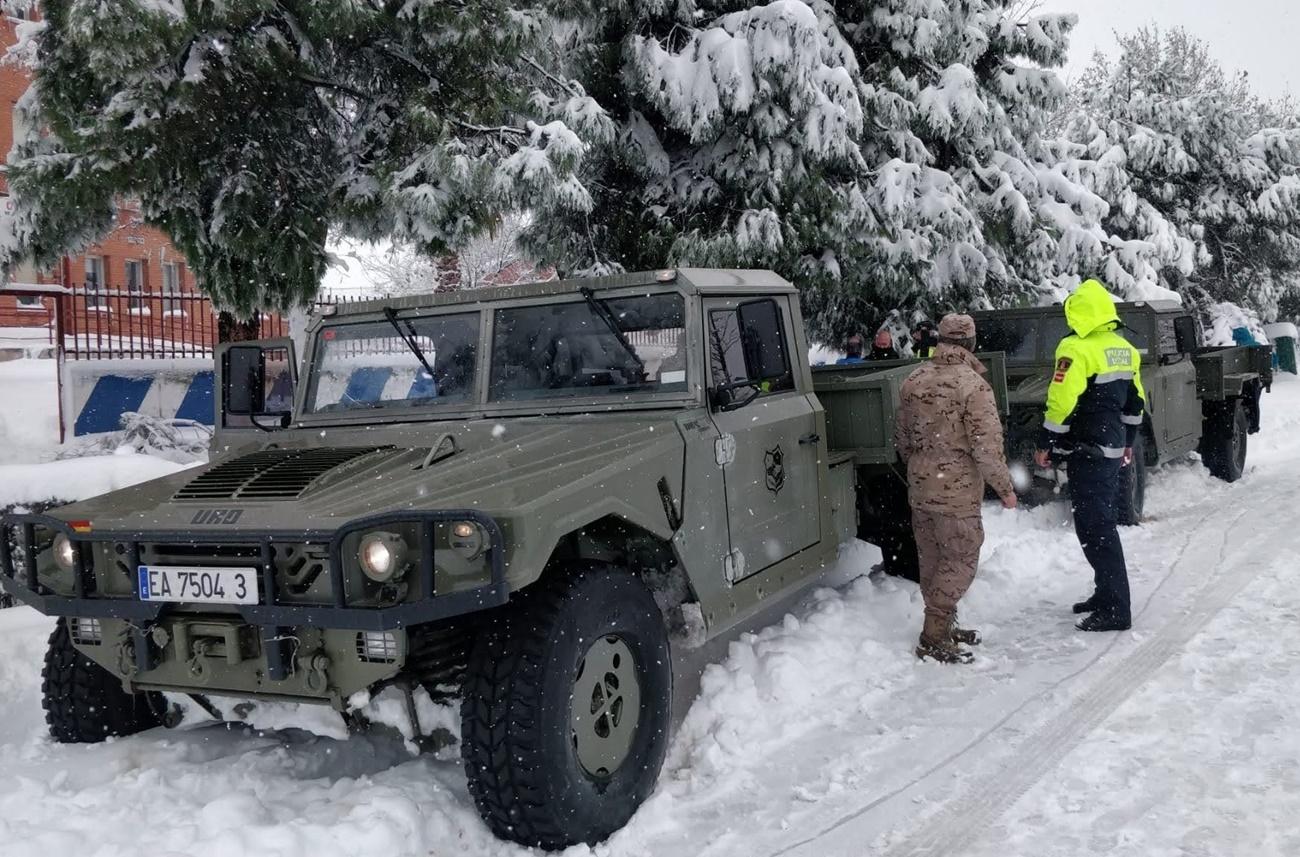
<box><xmin>1067</xmin><ymin>455</ymin><xmax>1131</xmax><ymax>622</ymax></box>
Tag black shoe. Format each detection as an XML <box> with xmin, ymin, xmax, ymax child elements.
<box><xmin>1072</xmin><ymin>596</ymin><xmax>1099</xmax><ymax>614</ymax></box>
<box><xmin>1076</xmin><ymin>613</ymin><xmax>1131</xmax><ymax>633</ymax></box>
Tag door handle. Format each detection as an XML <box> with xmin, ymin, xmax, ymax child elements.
<box><xmin>799</xmin><ymin>433</ymin><xmax>821</xmax><ymax>446</ymax></box>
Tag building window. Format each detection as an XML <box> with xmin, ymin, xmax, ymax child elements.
<box><xmin>85</xmin><ymin>256</ymin><xmax>106</xmax><ymax>309</ymax></box>
<box><xmin>16</xmin><ymin>295</ymin><xmax>43</xmax><ymax>311</ymax></box>
<box><xmin>125</xmin><ymin>259</ymin><xmax>144</xmax><ymax>311</ymax></box>
<box><xmin>162</xmin><ymin>262</ymin><xmax>182</xmax><ymax>314</ymax></box>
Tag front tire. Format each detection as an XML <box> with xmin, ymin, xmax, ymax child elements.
<box><xmin>1116</xmin><ymin>434</ymin><xmax>1147</xmax><ymax>526</ymax></box>
<box><xmin>1201</xmin><ymin>400</ymin><xmax>1248</xmax><ymax>482</ymax></box>
<box><xmin>461</xmin><ymin>567</ymin><xmax>672</xmax><ymax>850</ymax></box>
<box><xmin>42</xmin><ymin>618</ymin><xmax>163</xmax><ymax>743</ymax></box>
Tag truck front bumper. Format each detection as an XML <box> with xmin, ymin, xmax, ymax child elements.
<box><xmin>0</xmin><ymin>510</ymin><xmax>508</xmax><ymax>689</ymax></box>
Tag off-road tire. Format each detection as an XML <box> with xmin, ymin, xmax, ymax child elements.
<box><xmin>1201</xmin><ymin>400</ymin><xmax>1248</xmax><ymax>483</ymax></box>
<box><xmin>460</xmin><ymin>567</ymin><xmax>672</xmax><ymax>850</ymax></box>
<box><xmin>1116</xmin><ymin>434</ymin><xmax>1147</xmax><ymax>526</ymax></box>
<box><xmin>42</xmin><ymin>618</ymin><xmax>163</xmax><ymax>743</ymax></box>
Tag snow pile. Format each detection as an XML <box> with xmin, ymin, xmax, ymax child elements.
<box><xmin>59</xmin><ymin>412</ymin><xmax>212</xmax><ymax>464</ymax></box>
<box><xmin>1203</xmin><ymin>301</ymin><xmax>1269</xmax><ymax>347</ymax></box>
<box><xmin>0</xmin><ymin>453</ymin><xmax>195</xmax><ymax>509</ymax></box>
<box><xmin>0</xmin><ymin>358</ymin><xmax>59</xmax><ymax>464</ymax></box>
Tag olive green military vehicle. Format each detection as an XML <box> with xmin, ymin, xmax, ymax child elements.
<box><xmin>1</xmin><ymin>269</ymin><xmax>957</xmax><ymax>850</ymax></box>
<box><xmin>973</xmin><ymin>300</ymin><xmax>1272</xmax><ymax>523</ymax></box>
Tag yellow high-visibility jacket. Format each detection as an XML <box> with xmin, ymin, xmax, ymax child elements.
<box><xmin>1038</xmin><ymin>280</ymin><xmax>1146</xmax><ymax>459</ymax></box>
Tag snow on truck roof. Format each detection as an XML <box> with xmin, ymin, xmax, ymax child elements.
<box><xmin>326</xmin><ymin>268</ymin><xmax>796</xmax><ymax>317</ymax></box>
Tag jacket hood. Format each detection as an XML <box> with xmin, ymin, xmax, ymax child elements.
<box><xmin>1064</xmin><ymin>280</ymin><xmax>1120</xmax><ymax>338</ymax></box>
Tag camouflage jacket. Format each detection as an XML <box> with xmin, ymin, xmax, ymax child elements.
<box><xmin>895</xmin><ymin>343</ymin><xmax>1014</xmax><ymax>517</ymax></box>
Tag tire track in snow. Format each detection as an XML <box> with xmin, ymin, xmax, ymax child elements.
<box><xmin>876</xmin><ymin>490</ymin><xmax>1281</xmax><ymax>857</ymax></box>
<box><xmin>769</xmin><ymin>499</ymin><xmax>1227</xmax><ymax>857</ymax></box>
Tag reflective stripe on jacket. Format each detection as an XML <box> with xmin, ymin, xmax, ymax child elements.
<box><xmin>1038</xmin><ymin>281</ymin><xmax>1146</xmax><ymax>458</ymax></box>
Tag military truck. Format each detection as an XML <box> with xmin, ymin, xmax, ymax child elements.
<box><xmin>1</xmin><ymin>269</ymin><xmax>948</xmax><ymax>850</ymax></box>
<box><xmin>973</xmin><ymin>300</ymin><xmax>1273</xmax><ymax>523</ymax></box>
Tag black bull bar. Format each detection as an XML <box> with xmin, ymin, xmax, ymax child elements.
<box><xmin>0</xmin><ymin>510</ymin><xmax>509</xmax><ymax>681</ymax></box>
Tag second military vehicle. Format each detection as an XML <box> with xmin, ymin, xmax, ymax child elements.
<box><xmin>2</xmin><ymin>269</ymin><xmax>955</xmax><ymax>850</ymax></box>
<box><xmin>974</xmin><ymin>300</ymin><xmax>1272</xmax><ymax>523</ymax></box>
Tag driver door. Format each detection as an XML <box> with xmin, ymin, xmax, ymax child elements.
<box><xmin>705</xmin><ymin>296</ymin><xmax>820</xmax><ymax>584</ymax></box>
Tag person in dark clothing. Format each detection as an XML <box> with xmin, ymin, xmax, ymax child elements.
<box><xmin>911</xmin><ymin>320</ymin><xmax>939</xmax><ymax>358</ymax></box>
<box><xmin>1034</xmin><ymin>280</ymin><xmax>1145</xmax><ymax>633</ymax></box>
<box><xmin>870</xmin><ymin>330</ymin><xmax>900</xmax><ymax>361</ymax></box>
<box><xmin>837</xmin><ymin>334</ymin><xmax>866</xmax><ymax>365</ymax></box>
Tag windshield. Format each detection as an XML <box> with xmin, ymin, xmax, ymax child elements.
<box><xmin>977</xmin><ymin>313</ymin><xmax>1150</xmax><ymax>360</ymax></box>
<box><xmin>976</xmin><ymin>316</ymin><xmax>1086</xmax><ymax>360</ymax></box>
<box><xmin>306</xmin><ymin>312</ymin><xmax>479</xmax><ymax>414</ymax></box>
<box><xmin>489</xmin><ymin>293</ymin><xmax>688</xmax><ymax>401</ymax></box>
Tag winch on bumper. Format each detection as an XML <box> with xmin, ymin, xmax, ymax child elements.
<box><xmin>0</xmin><ymin>510</ymin><xmax>507</xmax><ymax>707</ymax></box>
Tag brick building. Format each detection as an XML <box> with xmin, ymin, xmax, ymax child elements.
<box><xmin>0</xmin><ymin>4</ymin><xmax>203</xmax><ymax>341</ymax></box>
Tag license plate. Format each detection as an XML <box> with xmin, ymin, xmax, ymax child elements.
<box><xmin>137</xmin><ymin>565</ymin><xmax>259</xmax><ymax>605</ymax></box>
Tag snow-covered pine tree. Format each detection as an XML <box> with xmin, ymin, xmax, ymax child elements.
<box><xmin>0</xmin><ymin>0</ymin><xmax>602</xmax><ymax>315</ymax></box>
<box><xmin>1065</xmin><ymin>28</ymin><xmax>1300</xmax><ymax>318</ymax></box>
<box><xmin>524</xmin><ymin>0</ymin><xmax>869</xmax><ymax>332</ymax></box>
<box><xmin>533</xmin><ymin>0</ymin><xmax>1113</xmax><ymax>341</ymax></box>
<box><xmin>821</xmin><ymin>0</ymin><xmax>1099</xmax><ymax>331</ymax></box>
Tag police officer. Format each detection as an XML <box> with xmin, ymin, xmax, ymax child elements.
<box><xmin>1034</xmin><ymin>280</ymin><xmax>1145</xmax><ymax>632</ymax></box>
<box><xmin>911</xmin><ymin>320</ymin><xmax>939</xmax><ymax>358</ymax></box>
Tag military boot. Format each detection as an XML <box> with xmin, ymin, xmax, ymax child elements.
<box><xmin>1072</xmin><ymin>595</ymin><xmax>1100</xmax><ymax>614</ymax></box>
<box><xmin>916</xmin><ymin>616</ymin><xmax>974</xmax><ymax>664</ymax></box>
<box><xmin>949</xmin><ymin>612</ymin><xmax>981</xmax><ymax>646</ymax></box>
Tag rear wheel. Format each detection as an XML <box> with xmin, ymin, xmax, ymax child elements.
<box><xmin>1201</xmin><ymin>400</ymin><xmax>1249</xmax><ymax>482</ymax></box>
<box><xmin>460</xmin><ymin>567</ymin><xmax>672</xmax><ymax>850</ymax></box>
<box><xmin>1116</xmin><ymin>434</ymin><xmax>1147</xmax><ymax>526</ymax></box>
<box><xmin>42</xmin><ymin>618</ymin><xmax>163</xmax><ymax>743</ymax></box>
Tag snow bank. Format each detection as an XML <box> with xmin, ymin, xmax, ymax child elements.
<box><xmin>1204</xmin><ymin>300</ymin><xmax>1269</xmax><ymax>347</ymax></box>
<box><xmin>0</xmin><ymin>358</ymin><xmax>59</xmax><ymax>462</ymax></box>
<box><xmin>0</xmin><ymin>451</ymin><xmax>195</xmax><ymax>508</ymax></box>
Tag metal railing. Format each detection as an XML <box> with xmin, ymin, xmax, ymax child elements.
<box><xmin>58</xmin><ymin>286</ymin><xmax>298</xmax><ymax>360</ymax></box>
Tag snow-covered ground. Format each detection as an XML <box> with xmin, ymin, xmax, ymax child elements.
<box><xmin>2</xmin><ymin>380</ymin><xmax>1300</xmax><ymax>856</ymax></box>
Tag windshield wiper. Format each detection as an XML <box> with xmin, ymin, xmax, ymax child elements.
<box><xmin>383</xmin><ymin>307</ymin><xmax>438</xmax><ymax>382</ymax></box>
<box><xmin>579</xmin><ymin>286</ymin><xmax>645</xmax><ymax>379</ymax></box>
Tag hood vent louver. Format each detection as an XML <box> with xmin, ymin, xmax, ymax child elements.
<box><xmin>175</xmin><ymin>446</ymin><xmax>388</xmax><ymax>501</ymax></box>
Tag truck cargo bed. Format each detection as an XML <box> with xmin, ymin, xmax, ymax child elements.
<box><xmin>812</xmin><ymin>354</ymin><xmax>1009</xmax><ymax>466</ymax></box>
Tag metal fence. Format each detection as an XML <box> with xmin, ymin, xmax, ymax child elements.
<box><xmin>56</xmin><ymin>286</ymin><xmax>299</xmax><ymax>360</ymax></box>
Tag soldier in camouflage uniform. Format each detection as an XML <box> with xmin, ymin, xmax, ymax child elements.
<box><xmin>895</xmin><ymin>314</ymin><xmax>1017</xmax><ymax>663</ymax></box>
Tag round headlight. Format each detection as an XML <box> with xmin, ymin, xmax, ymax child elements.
<box><xmin>52</xmin><ymin>533</ymin><xmax>76</xmax><ymax>572</ymax></box>
<box><xmin>449</xmin><ymin>521</ymin><xmax>485</xmax><ymax>559</ymax></box>
<box><xmin>358</xmin><ymin>533</ymin><xmax>408</xmax><ymax>582</ymax></box>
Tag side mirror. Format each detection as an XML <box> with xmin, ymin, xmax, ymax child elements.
<box><xmin>223</xmin><ymin>346</ymin><xmax>266</xmax><ymax>416</ymax></box>
<box><xmin>1173</xmin><ymin>316</ymin><xmax>1198</xmax><ymax>354</ymax></box>
<box><xmin>737</xmin><ymin>299</ymin><xmax>790</xmax><ymax>383</ymax></box>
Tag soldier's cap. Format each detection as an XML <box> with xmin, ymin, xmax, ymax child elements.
<box><xmin>938</xmin><ymin>313</ymin><xmax>976</xmax><ymax>340</ymax></box>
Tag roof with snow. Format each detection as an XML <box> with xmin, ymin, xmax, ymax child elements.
<box><xmin>327</xmin><ymin>268</ymin><xmax>795</xmax><ymax>317</ymax></box>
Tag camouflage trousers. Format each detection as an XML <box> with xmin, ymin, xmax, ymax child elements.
<box><xmin>911</xmin><ymin>510</ymin><xmax>985</xmax><ymax>629</ymax></box>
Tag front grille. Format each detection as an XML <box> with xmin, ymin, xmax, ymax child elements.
<box><xmin>174</xmin><ymin>447</ymin><xmax>387</xmax><ymax>501</ymax></box>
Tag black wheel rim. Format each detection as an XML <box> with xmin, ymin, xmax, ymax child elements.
<box><xmin>570</xmin><ymin>634</ymin><xmax>641</xmax><ymax>779</ymax></box>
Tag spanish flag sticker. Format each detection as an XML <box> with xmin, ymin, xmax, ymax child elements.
<box><xmin>1053</xmin><ymin>357</ymin><xmax>1072</xmax><ymax>383</ymax></box>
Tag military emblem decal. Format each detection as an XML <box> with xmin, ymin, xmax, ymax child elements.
<box><xmin>764</xmin><ymin>445</ymin><xmax>786</xmax><ymax>496</ymax></box>
<box><xmin>1053</xmin><ymin>357</ymin><xmax>1072</xmax><ymax>383</ymax></box>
